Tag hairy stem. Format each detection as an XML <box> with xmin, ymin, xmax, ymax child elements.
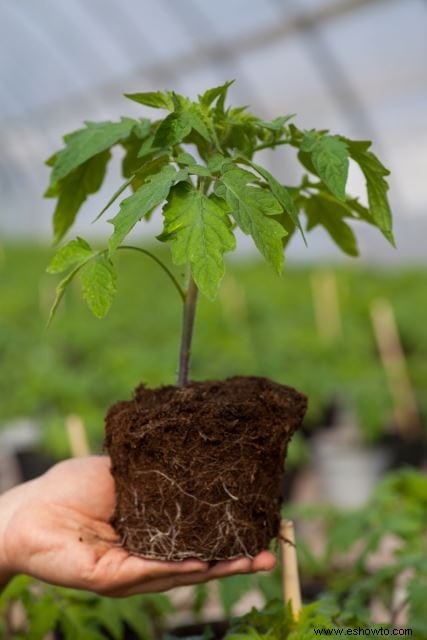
<box><xmin>177</xmin><ymin>275</ymin><xmax>199</xmax><ymax>387</ymax></box>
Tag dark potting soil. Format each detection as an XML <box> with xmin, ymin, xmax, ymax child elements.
<box><xmin>105</xmin><ymin>376</ymin><xmax>307</xmax><ymax>561</ymax></box>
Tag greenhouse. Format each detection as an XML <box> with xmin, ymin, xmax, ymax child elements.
<box><xmin>0</xmin><ymin>0</ymin><xmax>426</xmax><ymax>638</ymax></box>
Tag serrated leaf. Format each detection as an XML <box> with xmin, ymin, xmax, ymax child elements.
<box><xmin>125</xmin><ymin>91</ymin><xmax>174</xmax><ymax>110</ymax></box>
<box><xmin>108</xmin><ymin>164</ymin><xmax>177</xmax><ymax>252</ymax></box>
<box><xmin>344</xmin><ymin>138</ymin><xmax>395</xmax><ymax>245</ymax></box>
<box><xmin>217</xmin><ymin>167</ymin><xmax>285</xmax><ymax>272</ymax></box>
<box><xmin>161</xmin><ymin>183</ymin><xmax>235</xmax><ymax>299</ymax></box>
<box><xmin>47</xmin><ymin>237</ymin><xmax>93</xmax><ymax>273</ymax></box>
<box><xmin>51</xmin><ymin>118</ymin><xmax>135</xmax><ymax>185</ymax></box>
<box><xmin>80</xmin><ymin>254</ymin><xmax>117</xmax><ymax>318</ymax></box>
<box><xmin>302</xmin><ymin>132</ymin><xmax>349</xmax><ymax>200</ymax></box>
<box><xmin>304</xmin><ymin>194</ymin><xmax>359</xmax><ymax>257</ymax></box>
<box><xmin>50</xmin><ymin>150</ymin><xmax>110</xmax><ymax>243</ymax></box>
<box><xmin>245</xmin><ymin>159</ymin><xmax>306</xmax><ymax>245</ymax></box>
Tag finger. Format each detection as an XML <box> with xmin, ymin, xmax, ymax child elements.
<box><xmin>113</xmin><ymin>555</ymin><xmax>257</xmax><ymax>597</ymax></box>
<box><xmin>90</xmin><ymin>548</ymin><xmax>208</xmax><ymax>593</ymax></box>
<box><xmin>251</xmin><ymin>550</ymin><xmax>276</xmax><ymax>572</ymax></box>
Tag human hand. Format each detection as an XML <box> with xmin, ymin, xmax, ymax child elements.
<box><xmin>0</xmin><ymin>456</ymin><xmax>276</xmax><ymax>596</ymax></box>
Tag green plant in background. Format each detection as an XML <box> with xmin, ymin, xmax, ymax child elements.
<box><xmin>45</xmin><ymin>81</ymin><xmax>393</xmax><ymax>384</ymax></box>
<box><xmin>0</xmin><ymin>576</ymin><xmax>173</xmax><ymax>639</ymax></box>
<box><xmin>1</xmin><ymin>246</ymin><xmax>426</xmax><ymax>451</ymax></box>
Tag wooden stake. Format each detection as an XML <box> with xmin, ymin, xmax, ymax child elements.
<box><xmin>65</xmin><ymin>414</ymin><xmax>90</xmax><ymax>457</ymax></box>
<box><xmin>311</xmin><ymin>270</ymin><xmax>342</xmax><ymax>344</ymax></box>
<box><xmin>370</xmin><ymin>298</ymin><xmax>422</xmax><ymax>439</ymax></box>
<box><xmin>280</xmin><ymin>519</ymin><xmax>302</xmax><ymax>619</ymax></box>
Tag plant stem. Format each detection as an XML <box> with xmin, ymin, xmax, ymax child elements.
<box><xmin>253</xmin><ymin>138</ymin><xmax>290</xmax><ymax>153</ymax></box>
<box><xmin>177</xmin><ymin>275</ymin><xmax>199</xmax><ymax>387</ymax></box>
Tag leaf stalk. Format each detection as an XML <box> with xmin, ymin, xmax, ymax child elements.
<box><xmin>118</xmin><ymin>245</ymin><xmax>185</xmax><ymax>301</ymax></box>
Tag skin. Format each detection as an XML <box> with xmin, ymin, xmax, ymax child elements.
<box><xmin>0</xmin><ymin>456</ymin><xmax>276</xmax><ymax>597</ymax></box>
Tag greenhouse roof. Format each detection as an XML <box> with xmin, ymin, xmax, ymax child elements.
<box><xmin>1</xmin><ymin>0</ymin><xmax>426</xmax><ymax>261</ymax></box>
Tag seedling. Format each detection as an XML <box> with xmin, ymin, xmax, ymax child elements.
<box><xmin>46</xmin><ymin>82</ymin><xmax>393</xmax><ymax>561</ymax></box>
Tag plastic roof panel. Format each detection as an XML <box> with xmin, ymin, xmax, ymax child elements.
<box><xmin>0</xmin><ymin>0</ymin><xmax>426</xmax><ymax>262</ymax></box>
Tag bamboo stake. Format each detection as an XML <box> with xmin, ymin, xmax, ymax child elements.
<box><xmin>280</xmin><ymin>519</ymin><xmax>302</xmax><ymax>619</ymax></box>
<box><xmin>65</xmin><ymin>414</ymin><xmax>90</xmax><ymax>457</ymax></box>
<box><xmin>370</xmin><ymin>298</ymin><xmax>422</xmax><ymax>439</ymax></box>
<box><xmin>311</xmin><ymin>270</ymin><xmax>342</xmax><ymax>344</ymax></box>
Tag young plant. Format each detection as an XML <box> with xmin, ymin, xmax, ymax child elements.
<box><xmin>45</xmin><ymin>82</ymin><xmax>393</xmax><ymax>563</ymax></box>
<box><xmin>46</xmin><ymin>81</ymin><xmax>394</xmax><ymax>385</ymax></box>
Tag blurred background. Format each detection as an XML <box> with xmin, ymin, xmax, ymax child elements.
<box><xmin>0</xmin><ymin>0</ymin><xmax>426</xmax><ymax>634</ymax></box>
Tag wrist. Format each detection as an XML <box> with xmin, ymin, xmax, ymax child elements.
<box><xmin>0</xmin><ymin>487</ymin><xmax>21</xmax><ymax>588</ymax></box>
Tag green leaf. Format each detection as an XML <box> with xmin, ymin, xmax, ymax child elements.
<box><xmin>51</xmin><ymin>118</ymin><xmax>136</xmax><ymax>185</ymax></box>
<box><xmin>344</xmin><ymin>139</ymin><xmax>395</xmax><ymax>245</ymax></box>
<box><xmin>50</xmin><ymin>150</ymin><xmax>110</xmax><ymax>244</ymax></box>
<box><xmin>47</xmin><ymin>237</ymin><xmax>93</xmax><ymax>274</ymax></box>
<box><xmin>80</xmin><ymin>254</ymin><xmax>117</xmax><ymax>318</ymax></box>
<box><xmin>207</xmin><ymin>153</ymin><xmax>229</xmax><ymax>173</ymax></box>
<box><xmin>47</xmin><ymin>261</ymin><xmax>87</xmax><ymax>326</ymax></box>
<box><xmin>175</xmin><ymin>153</ymin><xmax>211</xmax><ymax>177</ymax></box>
<box><xmin>246</xmin><ymin>159</ymin><xmax>306</xmax><ymax>245</ymax></box>
<box><xmin>154</xmin><ymin>104</ymin><xmax>213</xmax><ymax>148</ymax></box>
<box><xmin>125</xmin><ymin>91</ymin><xmax>174</xmax><ymax>110</ymax></box>
<box><xmin>217</xmin><ymin>167</ymin><xmax>285</xmax><ymax>273</ymax></box>
<box><xmin>199</xmin><ymin>81</ymin><xmax>234</xmax><ymax>107</ymax></box>
<box><xmin>27</xmin><ymin>595</ymin><xmax>60</xmax><ymax>640</ymax></box>
<box><xmin>304</xmin><ymin>194</ymin><xmax>359</xmax><ymax>257</ymax></box>
<box><xmin>407</xmin><ymin>576</ymin><xmax>427</xmax><ymax>635</ymax></box>
<box><xmin>94</xmin><ymin>600</ymin><xmax>123</xmax><ymax>640</ymax></box>
<box><xmin>301</xmin><ymin>132</ymin><xmax>349</xmax><ymax>200</ymax></box>
<box><xmin>258</xmin><ymin>114</ymin><xmax>295</xmax><ymax>131</ymax></box>
<box><xmin>116</xmin><ymin>597</ymin><xmax>151</xmax><ymax>636</ymax></box>
<box><xmin>92</xmin><ymin>177</ymin><xmax>134</xmax><ymax>222</ymax></box>
<box><xmin>0</xmin><ymin>575</ymin><xmax>33</xmax><ymax>606</ymax></box>
<box><xmin>161</xmin><ymin>183</ymin><xmax>235</xmax><ymax>300</ymax></box>
<box><xmin>219</xmin><ymin>574</ymin><xmax>254</xmax><ymax>615</ymax></box>
<box><xmin>154</xmin><ymin>111</ymin><xmax>192</xmax><ymax>147</ymax></box>
<box><xmin>108</xmin><ymin>164</ymin><xmax>177</xmax><ymax>253</ymax></box>
<box><xmin>132</xmin><ymin>119</ymin><xmax>152</xmax><ymax>139</ymax></box>
<box><xmin>193</xmin><ymin>584</ymin><xmax>209</xmax><ymax>615</ymax></box>
<box><xmin>95</xmin><ymin>155</ymin><xmax>170</xmax><ymax>221</ymax></box>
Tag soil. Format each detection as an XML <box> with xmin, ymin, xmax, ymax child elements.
<box><xmin>104</xmin><ymin>376</ymin><xmax>307</xmax><ymax>561</ymax></box>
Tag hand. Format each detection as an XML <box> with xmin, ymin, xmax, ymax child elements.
<box><xmin>0</xmin><ymin>456</ymin><xmax>276</xmax><ymax>597</ymax></box>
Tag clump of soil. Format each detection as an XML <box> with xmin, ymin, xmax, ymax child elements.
<box><xmin>105</xmin><ymin>376</ymin><xmax>307</xmax><ymax>561</ymax></box>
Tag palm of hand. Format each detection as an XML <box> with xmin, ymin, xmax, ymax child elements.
<box><xmin>2</xmin><ymin>457</ymin><xmax>275</xmax><ymax>596</ymax></box>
